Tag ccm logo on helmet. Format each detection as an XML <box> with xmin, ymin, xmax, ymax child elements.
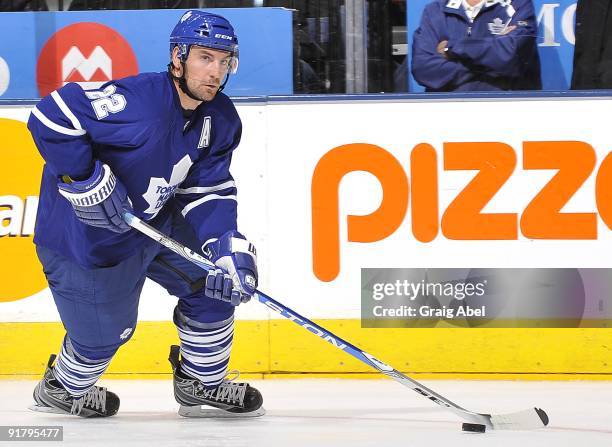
<box><xmin>311</xmin><ymin>141</ymin><xmax>612</xmax><ymax>282</ymax></box>
<box><xmin>215</xmin><ymin>34</ymin><xmax>233</xmax><ymax>40</ymax></box>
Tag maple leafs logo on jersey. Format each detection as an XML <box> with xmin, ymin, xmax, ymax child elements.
<box><xmin>488</xmin><ymin>17</ymin><xmax>510</xmax><ymax>35</ymax></box>
<box><xmin>142</xmin><ymin>155</ymin><xmax>193</xmax><ymax>217</ymax></box>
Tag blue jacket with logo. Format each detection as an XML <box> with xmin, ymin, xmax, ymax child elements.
<box><xmin>411</xmin><ymin>0</ymin><xmax>541</xmax><ymax>91</ymax></box>
<box><xmin>28</xmin><ymin>72</ymin><xmax>241</xmax><ymax>268</ymax></box>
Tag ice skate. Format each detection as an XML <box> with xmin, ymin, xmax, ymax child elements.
<box><xmin>29</xmin><ymin>354</ymin><xmax>120</xmax><ymax>418</ymax></box>
<box><xmin>168</xmin><ymin>345</ymin><xmax>265</xmax><ymax>418</ymax></box>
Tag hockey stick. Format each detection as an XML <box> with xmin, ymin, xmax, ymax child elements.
<box><xmin>123</xmin><ymin>211</ymin><xmax>549</xmax><ymax>431</ymax></box>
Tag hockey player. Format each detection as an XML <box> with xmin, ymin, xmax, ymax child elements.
<box><xmin>27</xmin><ymin>10</ymin><xmax>264</xmax><ymax>418</ymax></box>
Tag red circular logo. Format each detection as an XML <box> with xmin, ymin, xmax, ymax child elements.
<box><xmin>36</xmin><ymin>22</ymin><xmax>138</xmax><ymax>97</ymax></box>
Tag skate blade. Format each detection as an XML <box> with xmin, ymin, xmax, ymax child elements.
<box><xmin>28</xmin><ymin>403</ymin><xmax>68</xmax><ymax>415</ymax></box>
<box><xmin>178</xmin><ymin>405</ymin><xmax>265</xmax><ymax>418</ymax></box>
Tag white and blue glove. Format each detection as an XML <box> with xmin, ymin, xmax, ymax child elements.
<box><xmin>57</xmin><ymin>160</ymin><xmax>132</xmax><ymax>233</ymax></box>
<box><xmin>203</xmin><ymin>231</ymin><xmax>258</xmax><ymax>306</ymax></box>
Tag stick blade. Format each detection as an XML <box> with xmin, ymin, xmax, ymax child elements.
<box><xmin>490</xmin><ymin>407</ymin><xmax>549</xmax><ymax>430</ymax></box>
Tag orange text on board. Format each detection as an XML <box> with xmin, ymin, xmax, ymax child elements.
<box><xmin>311</xmin><ymin>142</ymin><xmax>612</xmax><ymax>282</ymax></box>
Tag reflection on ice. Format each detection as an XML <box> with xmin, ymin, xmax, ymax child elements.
<box><xmin>0</xmin><ymin>379</ymin><xmax>610</xmax><ymax>446</ymax></box>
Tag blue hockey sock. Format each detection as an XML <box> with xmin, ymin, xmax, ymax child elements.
<box><xmin>174</xmin><ymin>309</ymin><xmax>234</xmax><ymax>388</ymax></box>
<box><xmin>53</xmin><ymin>337</ymin><xmax>113</xmax><ymax>397</ymax></box>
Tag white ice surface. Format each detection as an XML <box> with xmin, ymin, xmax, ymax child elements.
<box><xmin>0</xmin><ymin>379</ymin><xmax>611</xmax><ymax>446</ymax></box>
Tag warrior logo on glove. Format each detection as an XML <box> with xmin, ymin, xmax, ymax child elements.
<box><xmin>57</xmin><ymin>160</ymin><xmax>133</xmax><ymax>233</ymax></box>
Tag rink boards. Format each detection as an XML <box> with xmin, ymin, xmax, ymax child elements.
<box><xmin>1</xmin><ymin>93</ymin><xmax>611</xmax><ymax>379</ymax></box>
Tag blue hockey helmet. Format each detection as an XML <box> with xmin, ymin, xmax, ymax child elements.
<box><xmin>169</xmin><ymin>10</ymin><xmax>239</xmax><ymax>74</ymax></box>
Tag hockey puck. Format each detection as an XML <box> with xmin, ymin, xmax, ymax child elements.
<box><xmin>462</xmin><ymin>423</ymin><xmax>486</xmax><ymax>433</ymax></box>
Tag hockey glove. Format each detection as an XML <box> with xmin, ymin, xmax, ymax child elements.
<box><xmin>203</xmin><ymin>231</ymin><xmax>258</xmax><ymax>306</ymax></box>
<box><xmin>58</xmin><ymin>160</ymin><xmax>132</xmax><ymax>233</ymax></box>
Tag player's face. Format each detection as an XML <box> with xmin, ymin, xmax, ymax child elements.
<box><xmin>184</xmin><ymin>46</ymin><xmax>232</xmax><ymax>101</ymax></box>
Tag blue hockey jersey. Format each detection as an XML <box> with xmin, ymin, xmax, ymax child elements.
<box><xmin>28</xmin><ymin>72</ymin><xmax>241</xmax><ymax>268</ymax></box>
<box><xmin>411</xmin><ymin>0</ymin><xmax>541</xmax><ymax>91</ymax></box>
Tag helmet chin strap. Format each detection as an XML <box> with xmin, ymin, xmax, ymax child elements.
<box><xmin>177</xmin><ymin>61</ymin><xmax>206</xmax><ymax>103</ymax></box>
<box><xmin>169</xmin><ymin>59</ymin><xmax>231</xmax><ymax>103</ymax></box>
<box><xmin>218</xmin><ymin>72</ymin><xmax>230</xmax><ymax>93</ymax></box>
